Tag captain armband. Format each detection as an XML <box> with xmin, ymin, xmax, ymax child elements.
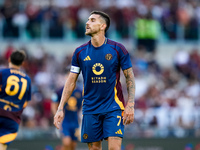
<box><xmin>70</xmin><ymin>66</ymin><xmax>80</xmax><ymax>73</ymax></box>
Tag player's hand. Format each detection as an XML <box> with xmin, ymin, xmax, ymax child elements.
<box><xmin>53</xmin><ymin>108</ymin><xmax>64</xmax><ymax>129</ymax></box>
<box><xmin>123</xmin><ymin>102</ymin><xmax>134</xmax><ymax>125</ymax></box>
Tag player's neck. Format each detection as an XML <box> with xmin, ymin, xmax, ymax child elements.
<box><xmin>91</xmin><ymin>34</ymin><xmax>105</xmax><ymax>48</ymax></box>
<box><xmin>9</xmin><ymin>63</ymin><xmax>21</xmax><ymax>70</ymax></box>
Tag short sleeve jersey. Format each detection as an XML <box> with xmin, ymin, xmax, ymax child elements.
<box><xmin>71</xmin><ymin>38</ymin><xmax>132</xmax><ymax>114</ymax></box>
<box><xmin>0</xmin><ymin>68</ymin><xmax>31</xmax><ymax>123</ymax></box>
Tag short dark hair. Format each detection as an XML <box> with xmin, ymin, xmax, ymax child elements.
<box><xmin>90</xmin><ymin>10</ymin><xmax>110</xmax><ymax>33</ymax></box>
<box><xmin>10</xmin><ymin>50</ymin><xmax>26</xmax><ymax>66</ymax></box>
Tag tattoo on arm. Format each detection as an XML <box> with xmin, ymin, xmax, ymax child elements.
<box><xmin>62</xmin><ymin>75</ymin><xmax>76</xmax><ymax>99</ymax></box>
<box><xmin>57</xmin><ymin>109</ymin><xmax>63</xmax><ymax>112</ymax></box>
<box><xmin>123</xmin><ymin>68</ymin><xmax>135</xmax><ymax>103</ymax></box>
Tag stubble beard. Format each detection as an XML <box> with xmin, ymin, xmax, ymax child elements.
<box><xmin>85</xmin><ymin>32</ymin><xmax>92</xmax><ymax>36</ymax></box>
<box><xmin>85</xmin><ymin>28</ymin><xmax>99</xmax><ymax>37</ymax></box>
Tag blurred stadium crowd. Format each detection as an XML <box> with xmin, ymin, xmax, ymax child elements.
<box><xmin>0</xmin><ymin>0</ymin><xmax>200</xmax><ymax>139</ymax></box>
<box><xmin>0</xmin><ymin>0</ymin><xmax>200</xmax><ymax>40</ymax></box>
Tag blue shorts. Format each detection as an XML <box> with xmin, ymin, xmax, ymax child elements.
<box><xmin>61</xmin><ymin>123</ymin><xmax>79</xmax><ymax>141</ymax></box>
<box><xmin>0</xmin><ymin>117</ymin><xmax>19</xmax><ymax>145</ymax></box>
<box><xmin>81</xmin><ymin>110</ymin><xmax>124</xmax><ymax>143</ymax></box>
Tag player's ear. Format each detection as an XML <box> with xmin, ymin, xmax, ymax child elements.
<box><xmin>8</xmin><ymin>57</ymin><xmax>11</xmax><ymax>63</ymax></box>
<box><xmin>100</xmin><ymin>23</ymin><xmax>107</xmax><ymax>31</ymax></box>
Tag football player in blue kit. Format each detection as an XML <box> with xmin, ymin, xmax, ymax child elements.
<box><xmin>0</xmin><ymin>50</ymin><xmax>31</xmax><ymax>150</ymax></box>
<box><xmin>54</xmin><ymin>11</ymin><xmax>135</xmax><ymax>150</ymax></box>
<box><xmin>51</xmin><ymin>69</ymin><xmax>82</xmax><ymax>150</ymax></box>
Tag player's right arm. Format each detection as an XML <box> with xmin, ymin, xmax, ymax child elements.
<box><xmin>53</xmin><ymin>72</ymin><xmax>79</xmax><ymax>129</ymax></box>
<box><xmin>51</xmin><ymin>102</ymin><xmax>59</xmax><ymax>115</ymax></box>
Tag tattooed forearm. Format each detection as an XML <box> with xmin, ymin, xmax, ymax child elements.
<box><xmin>62</xmin><ymin>85</ymin><xmax>74</xmax><ymax>100</ymax></box>
<box><xmin>62</xmin><ymin>75</ymin><xmax>77</xmax><ymax>98</ymax></box>
<box><xmin>57</xmin><ymin>109</ymin><xmax>63</xmax><ymax>112</ymax></box>
<box><xmin>123</xmin><ymin>68</ymin><xmax>135</xmax><ymax>103</ymax></box>
<box><xmin>60</xmin><ymin>81</ymin><xmax>75</xmax><ymax>103</ymax></box>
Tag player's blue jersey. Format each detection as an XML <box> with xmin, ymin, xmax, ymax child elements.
<box><xmin>0</xmin><ymin>68</ymin><xmax>31</xmax><ymax>124</ymax></box>
<box><xmin>51</xmin><ymin>87</ymin><xmax>82</xmax><ymax>127</ymax></box>
<box><xmin>71</xmin><ymin>38</ymin><xmax>132</xmax><ymax>114</ymax></box>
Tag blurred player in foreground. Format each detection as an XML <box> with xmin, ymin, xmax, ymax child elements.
<box><xmin>0</xmin><ymin>50</ymin><xmax>31</xmax><ymax>150</ymax></box>
<box><xmin>54</xmin><ymin>10</ymin><xmax>135</xmax><ymax>150</ymax></box>
<box><xmin>51</xmin><ymin>68</ymin><xmax>82</xmax><ymax>150</ymax></box>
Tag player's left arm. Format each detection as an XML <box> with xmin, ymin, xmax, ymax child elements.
<box><xmin>123</xmin><ymin>67</ymin><xmax>135</xmax><ymax>125</ymax></box>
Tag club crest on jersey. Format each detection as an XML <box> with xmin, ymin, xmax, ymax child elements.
<box><xmin>83</xmin><ymin>133</ymin><xmax>88</xmax><ymax>139</ymax></box>
<box><xmin>105</xmin><ymin>54</ymin><xmax>113</xmax><ymax>60</ymax></box>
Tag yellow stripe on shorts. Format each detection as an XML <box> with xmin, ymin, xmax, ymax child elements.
<box><xmin>0</xmin><ymin>133</ymin><xmax>17</xmax><ymax>143</ymax></box>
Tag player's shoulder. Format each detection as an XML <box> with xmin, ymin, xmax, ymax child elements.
<box><xmin>74</xmin><ymin>41</ymin><xmax>90</xmax><ymax>53</ymax></box>
<box><xmin>0</xmin><ymin>68</ymin><xmax>9</xmax><ymax>73</ymax></box>
<box><xmin>25</xmin><ymin>73</ymin><xmax>31</xmax><ymax>82</ymax></box>
<box><xmin>13</xmin><ymin>69</ymin><xmax>31</xmax><ymax>80</ymax></box>
<box><xmin>107</xmin><ymin>38</ymin><xmax>128</xmax><ymax>54</ymax></box>
<box><xmin>107</xmin><ymin>39</ymin><xmax>124</xmax><ymax>47</ymax></box>
<box><xmin>0</xmin><ymin>68</ymin><xmax>31</xmax><ymax>83</ymax></box>
<box><xmin>0</xmin><ymin>68</ymin><xmax>13</xmax><ymax>76</ymax></box>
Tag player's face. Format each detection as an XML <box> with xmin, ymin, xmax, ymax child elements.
<box><xmin>85</xmin><ymin>14</ymin><xmax>104</xmax><ymax>36</ymax></box>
